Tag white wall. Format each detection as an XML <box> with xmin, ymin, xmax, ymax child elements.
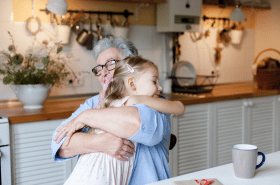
<box><xmin>255</xmin><ymin>0</ymin><xmax>280</xmax><ymax>60</ymax></box>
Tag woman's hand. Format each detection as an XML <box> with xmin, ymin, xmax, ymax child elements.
<box><xmin>54</xmin><ymin>114</ymin><xmax>86</xmax><ymax>146</ymax></box>
<box><xmin>101</xmin><ymin>132</ymin><xmax>135</xmax><ymax>161</ymax></box>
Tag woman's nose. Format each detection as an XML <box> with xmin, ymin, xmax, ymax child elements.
<box><xmin>101</xmin><ymin>67</ymin><xmax>109</xmax><ymax>76</ymax></box>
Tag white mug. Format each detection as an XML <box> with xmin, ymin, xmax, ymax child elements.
<box><xmin>232</xmin><ymin>144</ymin><xmax>265</xmax><ymax>179</ymax></box>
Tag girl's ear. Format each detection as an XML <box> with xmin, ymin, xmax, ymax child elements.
<box><xmin>127</xmin><ymin>77</ymin><xmax>136</xmax><ymax>90</ymax></box>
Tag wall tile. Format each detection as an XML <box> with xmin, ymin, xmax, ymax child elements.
<box><xmin>12</xmin><ymin>22</ymin><xmax>34</xmax><ymax>53</ymax></box>
<box><xmin>0</xmin><ymin>22</ymin><xmax>14</xmax><ymax>51</ymax></box>
<box><xmin>0</xmin><ymin>82</ymin><xmax>17</xmax><ymax>100</ymax></box>
<box><xmin>0</xmin><ymin>0</ymin><xmax>13</xmax><ymax>22</ymax></box>
<box><xmin>151</xmin><ymin>28</ymin><xmax>165</xmax><ymax>51</ymax></box>
<box><xmin>129</xmin><ymin>25</ymin><xmax>154</xmax><ymax>50</ymax></box>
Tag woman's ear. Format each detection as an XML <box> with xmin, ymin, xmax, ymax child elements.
<box><xmin>127</xmin><ymin>77</ymin><xmax>136</xmax><ymax>90</ymax></box>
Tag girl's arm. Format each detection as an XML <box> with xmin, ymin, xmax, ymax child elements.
<box><xmin>127</xmin><ymin>95</ymin><xmax>185</xmax><ymax>115</ymax></box>
<box><xmin>54</xmin><ymin>106</ymin><xmax>141</xmax><ymax>146</ymax></box>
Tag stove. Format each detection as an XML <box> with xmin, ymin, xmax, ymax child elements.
<box><xmin>0</xmin><ymin>115</ymin><xmax>11</xmax><ymax>185</ymax></box>
<box><xmin>0</xmin><ymin>116</ymin><xmax>8</xmax><ymax>124</ymax></box>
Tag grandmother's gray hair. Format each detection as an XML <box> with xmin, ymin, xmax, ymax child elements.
<box><xmin>93</xmin><ymin>36</ymin><xmax>138</xmax><ymax>61</ymax></box>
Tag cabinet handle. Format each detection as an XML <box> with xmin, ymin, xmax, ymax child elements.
<box><xmin>243</xmin><ymin>101</ymin><xmax>249</xmax><ymax>107</ymax></box>
<box><xmin>249</xmin><ymin>101</ymin><xmax>254</xmax><ymax>106</ymax></box>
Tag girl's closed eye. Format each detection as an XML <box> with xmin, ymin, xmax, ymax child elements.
<box><xmin>153</xmin><ymin>80</ymin><xmax>157</xmax><ymax>84</ymax></box>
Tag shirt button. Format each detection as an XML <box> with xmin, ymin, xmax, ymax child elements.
<box><xmin>142</xmin><ymin>126</ymin><xmax>145</xmax><ymax>129</ymax></box>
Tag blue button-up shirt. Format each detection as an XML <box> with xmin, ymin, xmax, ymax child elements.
<box><xmin>51</xmin><ymin>95</ymin><xmax>171</xmax><ymax>185</ymax></box>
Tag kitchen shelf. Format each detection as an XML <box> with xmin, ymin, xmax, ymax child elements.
<box><xmin>40</xmin><ymin>9</ymin><xmax>134</xmax><ymax>18</ymax></box>
<box><xmin>203</xmin><ymin>0</ymin><xmax>271</xmax><ymax>9</ymax></box>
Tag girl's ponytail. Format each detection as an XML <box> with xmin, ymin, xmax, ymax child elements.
<box><xmin>100</xmin><ymin>79</ymin><xmax>125</xmax><ymax>108</ymax></box>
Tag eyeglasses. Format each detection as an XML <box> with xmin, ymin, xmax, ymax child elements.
<box><xmin>92</xmin><ymin>59</ymin><xmax>120</xmax><ymax>76</ymax></box>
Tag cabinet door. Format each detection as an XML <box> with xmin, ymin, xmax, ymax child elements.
<box><xmin>10</xmin><ymin>120</ymin><xmax>77</xmax><ymax>185</ymax></box>
<box><xmin>211</xmin><ymin>99</ymin><xmax>244</xmax><ymax>167</ymax></box>
<box><xmin>244</xmin><ymin>96</ymin><xmax>275</xmax><ymax>154</ymax></box>
<box><xmin>170</xmin><ymin>103</ymin><xmax>210</xmax><ymax>177</ymax></box>
<box><xmin>274</xmin><ymin>96</ymin><xmax>280</xmax><ymax>151</ymax></box>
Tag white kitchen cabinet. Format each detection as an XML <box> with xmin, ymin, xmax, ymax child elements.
<box><xmin>243</xmin><ymin>96</ymin><xmax>275</xmax><ymax>154</ymax></box>
<box><xmin>170</xmin><ymin>95</ymin><xmax>279</xmax><ymax>177</ymax></box>
<box><xmin>210</xmin><ymin>99</ymin><xmax>244</xmax><ymax>167</ymax></box>
<box><xmin>170</xmin><ymin>103</ymin><xmax>210</xmax><ymax>177</ymax></box>
<box><xmin>10</xmin><ymin>119</ymin><xmax>77</xmax><ymax>185</ymax></box>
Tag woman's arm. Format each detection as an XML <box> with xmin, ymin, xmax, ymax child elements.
<box><xmin>127</xmin><ymin>95</ymin><xmax>185</xmax><ymax>115</ymax></box>
<box><xmin>51</xmin><ymin>96</ymin><xmax>136</xmax><ymax>162</ymax></box>
<box><xmin>128</xmin><ymin>104</ymin><xmax>171</xmax><ymax>146</ymax></box>
<box><xmin>54</xmin><ymin>103</ymin><xmax>170</xmax><ymax>148</ymax></box>
<box><xmin>57</xmin><ymin>132</ymin><xmax>135</xmax><ymax>161</ymax></box>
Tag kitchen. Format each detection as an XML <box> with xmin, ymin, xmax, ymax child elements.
<box><xmin>0</xmin><ymin>0</ymin><xmax>280</xmax><ymax>184</ymax></box>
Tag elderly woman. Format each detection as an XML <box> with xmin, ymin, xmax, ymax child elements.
<box><xmin>51</xmin><ymin>37</ymin><xmax>171</xmax><ymax>184</ymax></box>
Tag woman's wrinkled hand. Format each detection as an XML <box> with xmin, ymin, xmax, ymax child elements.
<box><xmin>54</xmin><ymin>115</ymin><xmax>86</xmax><ymax>146</ymax></box>
<box><xmin>102</xmin><ymin>132</ymin><xmax>135</xmax><ymax>161</ymax></box>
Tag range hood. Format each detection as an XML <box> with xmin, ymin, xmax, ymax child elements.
<box><xmin>203</xmin><ymin>0</ymin><xmax>271</xmax><ymax>9</ymax></box>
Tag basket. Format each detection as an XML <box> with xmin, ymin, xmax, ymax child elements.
<box><xmin>254</xmin><ymin>48</ymin><xmax>280</xmax><ymax>90</ymax></box>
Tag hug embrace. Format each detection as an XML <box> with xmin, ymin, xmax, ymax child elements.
<box><xmin>51</xmin><ymin>36</ymin><xmax>185</xmax><ymax>185</ymax></box>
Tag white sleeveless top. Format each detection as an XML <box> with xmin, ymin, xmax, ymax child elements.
<box><xmin>64</xmin><ymin>96</ymin><xmax>137</xmax><ymax>185</ymax></box>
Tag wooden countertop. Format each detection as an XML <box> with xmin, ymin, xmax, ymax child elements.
<box><xmin>1</xmin><ymin>82</ymin><xmax>280</xmax><ymax>124</ymax></box>
<box><xmin>165</xmin><ymin>82</ymin><xmax>280</xmax><ymax>104</ymax></box>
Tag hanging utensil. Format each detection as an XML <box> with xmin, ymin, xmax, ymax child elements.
<box><xmin>105</xmin><ymin>14</ymin><xmax>113</xmax><ymax>36</ymax></box>
<box><xmin>26</xmin><ymin>16</ymin><xmax>42</xmax><ymax>36</ymax></box>
<box><xmin>186</xmin><ymin>0</ymin><xmax>190</xmax><ymax>8</ymax></box>
<box><xmin>70</xmin><ymin>11</ymin><xmax>84</xmax><ymax>34</ymax></box>
<box><xmin>86</xmin><ymin>15</ymin><xmax>94</xmax><ymax>50</ymax></box>
<box><xmin>76</xmin><ymin>28</ymin><xmax>89</xmax><ymax>46</ymax></box>
<box><xmin>66</xmin><ymin>12</ymin><xmax>72</xmax><ymax>25</ymax></box>
<box><xmin>123</xmin><ymin>17</ymin><xmax>129</xmax><ymax>27</ymax></box>
<box><xmin>211</xmin><ymin>18</ymin><xmax>216</xmax><ymax>27</ymax></box>
<box><xmin>219</xmin><ymin>18</ymin><xmax>231</xmax><ymax>44</ymax></box>
<box><xmin>96</xmin><ymin>15</ymin><xmax>104</xmax><ymax>41</ymax></box>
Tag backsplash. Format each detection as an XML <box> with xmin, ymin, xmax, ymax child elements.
<box><xmin>0</xmin><ymin>14</ymin><xmax>166</xmax><ymax>100</ymax></box>
<box><xmin>177</xmin><ymin>28</ymin><xmax>255</xmax><ymax>84</ymax></box>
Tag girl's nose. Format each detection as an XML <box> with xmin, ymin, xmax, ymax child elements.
<box><xmin>158</xmin><ymin>84</ymin><xmax>163</xmax><ymax>92</ymax></box>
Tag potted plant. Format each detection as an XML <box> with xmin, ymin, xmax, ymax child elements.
<box><xmin>0</xmin><ymin>32</ymin><xmax>76</xmax><ymax>109</ymax></box>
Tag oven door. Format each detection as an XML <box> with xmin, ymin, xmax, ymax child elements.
<box><xmin>0</xmin><ymin>146</ymin><xmax>12</xmax><ymax>185</ymax></box>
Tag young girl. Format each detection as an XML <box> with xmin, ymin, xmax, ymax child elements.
<box><xmin>57</xmin><ymin>56</ymin><xmax>185</xmax><ymax>185</ymax></box>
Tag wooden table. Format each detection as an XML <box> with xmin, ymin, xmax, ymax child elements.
<box><xmin>149</xmin><ymin>151</ymin><xmax>280</xmax><ymax>185</ymax></box>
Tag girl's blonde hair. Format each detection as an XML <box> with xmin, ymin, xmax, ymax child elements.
<box><xmin>100</xmin><ymin>56</ymin><xmax>158</xmax><ymax>108</ymax></box>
